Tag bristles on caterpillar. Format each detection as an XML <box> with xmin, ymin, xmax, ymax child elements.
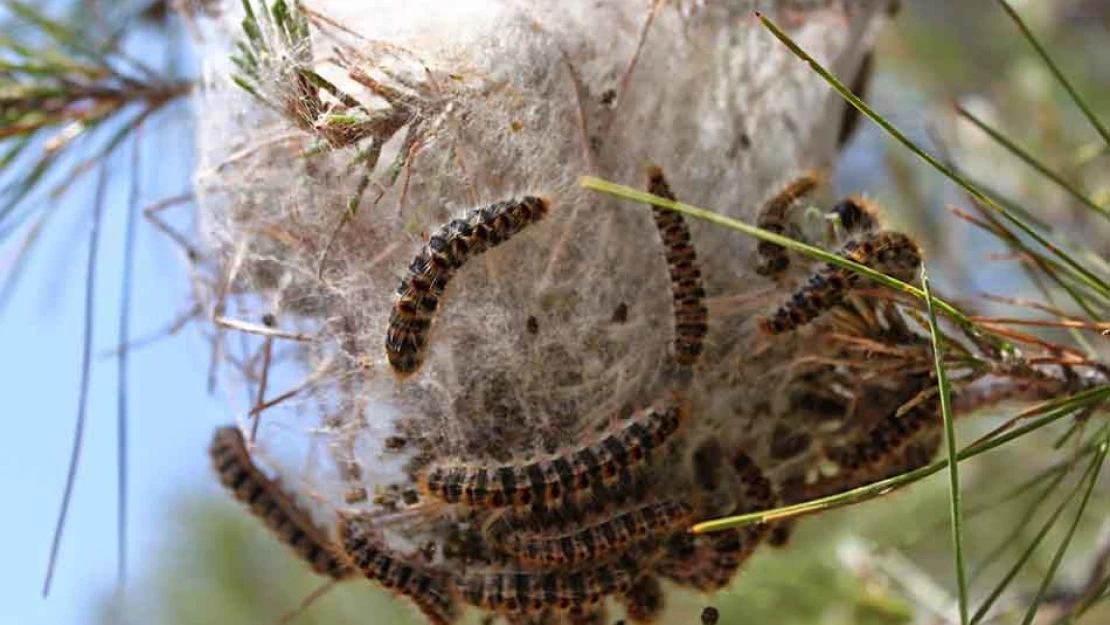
<box><xmin>208</xmin><ymin>426</ymin><xmax>354</xmax><ymax>579</ymax></box>
<box><xmin>496</xmin><ymin>500</ymin><xmax>693</xmax><ymax>568</ymax></box>
<box><xmin>337</xmin><ymin>512</ymin><xmax>460</xmax><ymax>625</ymax></box>
<box><xmin>759</xmin><ymin>231</ymin><xmax>921</xmax><ymax>335</ymax></box>
<box><xmin>457</xmin><ymin>555</ymin><xmax>640</xmax><ymax>615</ymax></box>
<box><xmin>755</xmin><ymin>173</ymin><xmax>821</xmax><ymax>277</ymax></box>
<box><xmin>386</xmin><ymin>196</ymin><xmax>550</xmax><ymax>375</ymax></box>
<box><xmin>645</xmin><ymin>166</ymin><xmax>709</xmax><ymax>369</ymax></box>
<box><xmin>418</xmin><ymin>401</ymin><xmax>688</xmax><ymax>510</ymax></box>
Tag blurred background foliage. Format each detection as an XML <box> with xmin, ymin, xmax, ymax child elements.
<box><xmin>2</xmin><ymin>0</ymin><xmax>1107</xmax><ymax>624</ymax></box>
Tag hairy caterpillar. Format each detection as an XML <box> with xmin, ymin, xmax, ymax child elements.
<box><xmin>419</xmin><ymin>401</ymin><xmax>688</xmax><ymax>510</ymax></box>
<box><xmin>825</xmin><ymin>396</ymin><xmax>938</xmax><ymax>474</ymax></box>
<box><xmin>457</xmin><ymin>555</ymin><xmax>640</xmax><ymax>615</ymax></box>
<box><xmin>386</xmin><ymin>196</ymin><xmax>551</xmax><ymax>375</ymax></box>
<box><xmin>645</xmin><ymin>166</ymin><xmax>709</xmax><ymax>369</ymax></box>
<box><xmin>495</xmin><ymin>500</ymin><xmax>693</xmax><ymax>568</ymax></box>
<box><xmin>208</xmin><ymin>426</ymin><xmax>355</xmax><ymax>579</ymax></box>
<box><xmin>826</xmin><ymin>196</ymin><xmax>879</xmax><ymax>236</ymax></box>
<box><xmin>337</xmin><ymin>512</ymin><xmax>460</xmax><ymax>625</ymax></box>
<box><xmin>657</xmin><ymin>450</ymin><xmax>774</xmax><ymax>592</ymax></box>
<box><xmin>759</xmin><ymin>231</ymin><xmax>922</xmax><ymax>335</ymax></box>
<box><xmin>569</xmin><ymin>605</ymin><xmax>608</xmax><ymax>625</ymax></box>
<box><xmin>618</xmin><ymin>575</ymin><xmax>666</xmax><ymax>623</ymax></box>
<box><xmin>755</xmin><ymin>172</ymin><xmax>821</xmax><ymax>278</ymax></box>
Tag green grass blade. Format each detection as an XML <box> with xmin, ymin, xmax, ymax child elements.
<box><xmin>991</xmin><ymin>0</ymin><xmax>1110</xmax><ymax>147</ymax></box>
<box><xmin>755</xmin><ymin>12</ymin><xmax>1110</xmax><ymax>300</ymax></box>
<box><xmin>956</xmin><ymin>103</ymin><xmax>1109</xmax><ymax>220</ymax></box>
<box><xmin>924</xmin><ymin>270</ymin><xmax>969</xmax><ymax>625</ymax></box>
<box><xmin>1020</xmin><ymin>437</ymin><xmax>1108</xmax><ymax>625</ymax></box>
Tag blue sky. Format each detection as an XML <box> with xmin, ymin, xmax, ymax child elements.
<box><xmin>1</xmin><ymin>107</ymin><xmax>233</xmax><ymax>625</ymax></box>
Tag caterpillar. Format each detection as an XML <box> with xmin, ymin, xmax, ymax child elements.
<box><xmin>657</xmin><ymin>451</ymin><xmax>774</xmax><ymax>592</ymax></box>
<box><xmin>690</xmin><ymin>439</ymin><xmax>726</xmax><ymax>493</ymax></box>
<box><xmin>825</xmin><ymin>395</ymin><xmax>939</xmax><ymax>474</ymax></box>
<box><xmin>618</xmin><ymin>576</ymin><xmax>665</xmax><ymax>623</ymax></box>
<box><xmin>729</xmin><ymin>449</ymin><xmax>777</xmax><ymax>515</ymax></box>
<box><xmin>826</xmin><ymin>196</ymin><xmax>879</xmax><ymax>237</ymax></box>
<box><xmin>418</xmin><ymin>400</ymin><xmax>687</xmax><ymax>511</ymax></box>
<box><xmin>457</xmin><ymin>555</ymin><xmax>640</xmax><ymax>615</ymax></box>
<box><xmin>657</xmin><ymin>526</ymin><xmax>762</xmax><ymax>592</ymax></box>
<box><xmin>208</xmin><ymin>426</ymin><xmax>354</xmax><ymax>579</ymax></box>
<box><xmin>755</xmin><ymin>172</ymin><xmax>821</xmax><ymax>278</ymax></box>
<box><xmin>496</xmin><ymin>500</ymin><xmax>694</xmax><ymax>568</ymax></box>
<box><xmin>645</xmin><ymin>166</ymin><xmax>709</xmax><ymax>368</ymax></box>
<box><xmin>759</xmin><ymin>231</ymin><xmax>922</xmax><ymax>335</ymax></box>
<box><xmin>337</xmin><ymin>511</ymin><xmax>460</xmax><ymax>625</ymax></box>
<box><xmin>568</xmin><ymin>605</ymin><xmax>608</xmax><ymax>625</ymax></box>
<box><xmin>386</xmin><ymin>196</ymin><xmax>551</xmax><ymax>375</ymax></box>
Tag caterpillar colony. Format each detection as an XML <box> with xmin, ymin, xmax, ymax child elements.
<box><xmin>199</xmin><ymin>2</ymin><xmax>1103</xmax><ymax>624</ymax></box>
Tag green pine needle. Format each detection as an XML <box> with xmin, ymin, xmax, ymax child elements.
<box><xmin>924</xmin><ymin>269</ymin><xmax>969</xmax><ymax>625</ymax></box>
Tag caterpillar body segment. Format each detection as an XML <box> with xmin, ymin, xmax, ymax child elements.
<box><xmin>457</xmin><ymin>555</ymin><xmax>640</xmax><ymax>615</ymax></box>
<box><xmin>759</xmin><ymin>231</ymin><xmax>922</xmax><ymax>335</ymax></box>
<box><xmin>755</xmin><ymin>172</ymin><xmax>821</xmax><ymax>278</ymax></box>
<box><xmin>419</xmin><ymin>401</ymin><xmax>688</xmax><ymax>510</ymax></box>
<box><xmin>497</xmin><ymin>500</ymin><xmax>694</xmax><ymax>568</ymax></box>
<box><xmin>645</xmin><ymin>166</ymin><xmax>709</xmax><ymax>368</ymax></box>
<box><xmin>337</xmin><ymin>512</ymin><xmax>460</xmax><ymax>625</ymax></box>
<box><xmin>386</xmin><ymin>196</ymin><xmax>550</xmax><ymax>375</ymax></box>
<box><xmin>208</xmin><ymin>426</ymin><xmax>354</xmax><ymax>579</ymax></box>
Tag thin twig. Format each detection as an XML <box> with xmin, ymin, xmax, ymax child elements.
<box><xmin>214</xmin><ymin>316</ymin><xmax>314</xmax><ymax>342</ymax></box>
<box><xmin>43</xmin><ymin>162</ymin><xmax>109</xmax><ymax>597</ymax></box>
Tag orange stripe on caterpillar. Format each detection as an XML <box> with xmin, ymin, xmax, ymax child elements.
<box><xmin>646</xmin><ymin>166</ymin><xmax>709</xmax><ymax>368</ymax></box>
<box><xmin>208</xmin><ymin>426</ymin><xmax>354</xmax><ymax>579</ymax></box>
<box><xmin>755</xmin><ymin>172</ymin><xmax>821</xmax><ymax>277</ymax></box>
<box><xmin>386</xmin><ymin>196</ymin><xmax>550</xmax><ymax>375</ymax></box>
<box><xmin>337</xmin><ymin>511</ymin><xmax>459</xmax><ymax>625</ymax></box>
<box><xmin>496</xmin><ymin>500</ymin><xmax>693</xmax><ymax>568</ymax></box>
<box><xmin>418</xmin><ymin>400</ymin><xmax>688</xmax><ymax>510</ymax></box>
<box><xmin>457</xmin><ymin>555</ymin><xmax>640</xmax><ymax>615</ymax></box>
<box><xmin>759</xmin><ymin>231</ymin><xmax>921</xmax><ymax>335</ymax></box>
